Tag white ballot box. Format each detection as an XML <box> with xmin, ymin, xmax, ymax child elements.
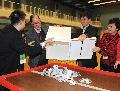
<box><xmin>46</xmin><ymin>26</ymin><xmax>71</xmax><ymax>60</ymax></box>
<box><xmin>46</xmin><ymin>37</ymin><xmax>96</xmax><ymax>60</ymax></box>
<box><xmin>46</xmin><ymin>41</ymin><xmax>70</xmax><ymax>60</ymax></box>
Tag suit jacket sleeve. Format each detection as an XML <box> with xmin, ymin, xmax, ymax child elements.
<box><xmin>11</xmin><ymin>32</ymin><xmax>43</xmax><ymax>57</ymax></box>
<box><xmin>87</xmin><ymin>27</ymin><xmax>98</xmax><ymax>38</ymax></box>
<box><xmin>87</xmin><ymin>26</ymin><xmax>99</xmax><ymax>46</ymax></box>
<box><xmin>25</xmin><ymin>31</ymin><xmax>43</xmax><ymax>57</ymax></box>
<box><xmin>71</xmin><ymin>28</ymin><xmax>82</xmax><ymax>39</ymax></box>
<box><xmin>91</xmin><ymin>27</ymin><xmax>99</xmax><ymax>46</ymax></box>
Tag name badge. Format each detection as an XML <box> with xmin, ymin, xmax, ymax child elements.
<box><xmin>20</xmin><ymin>54</ymin><xmax>26</xmax><ymax>64</ymax></box>
<box><xmin>103</xmin><ymin>56</ymin><xmax>108</xmax><ymax>59</ymax></box>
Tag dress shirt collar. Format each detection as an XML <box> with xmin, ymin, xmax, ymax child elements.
<box><xmin>81</xmin><ymin>24</ymin><xmax>89</xmax><ymax>30</ymax></box>
<box><xmin>34</xmin><ymin>28</ymin><xmax>41</xmax><ymax>33</ymax></box>
<box><xmin>81</xmin><ymin>25</ymin><xmax>90</xmax><ymax>33</ymax></box>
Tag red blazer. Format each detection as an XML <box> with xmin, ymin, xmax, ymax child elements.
<box><xmin>99</xmin><ymin>33</ymin><xmax>119</xmax><ymax>66</ymax></box>
<box><xmin>116</xmin><ymin>38</ymin><xmax>120</xmax><ymax>61</ymax></box>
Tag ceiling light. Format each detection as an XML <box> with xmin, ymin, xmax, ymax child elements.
<box><xmin>88</xmin><ymin>1</ymin><xmax>95</xmax><ymax>3</ymax></box>
<box><xmin>94</xmin><ymin>0</ymin><xmax>116</xmax><ymax>6</ymax></box>
<box><xmin>88</xmin><ymin>0</ymin><xmax>100</xmax><ymax>3</ymax></box>
<box><xmin>105</xmin><ymin>2</ymin><xmax>111</xmax><ymax>4</ymax></box>
<box><xmin>100</xmin><ymin>2</ymin><xmax>106</xmax><ymax>5</ymax></box>
<box><xmin>94</xmin><ymin>4</ymin><xmax>100</xmax><ymax>5</ymax></box>
<box><xmin>110</xmin><ymin>1</ymin><xmax>116</xmax><ymax>2</ymax></box>
<box><xmin>94</xmin><ymin>0</ymin><xmax>100</xmax><ymax>1</ymax></box>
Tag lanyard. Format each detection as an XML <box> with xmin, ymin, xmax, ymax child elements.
<box><xmin>104</xmin><ymin>33</ymin><xmax>119</xmax><ymax>47</ymax></box>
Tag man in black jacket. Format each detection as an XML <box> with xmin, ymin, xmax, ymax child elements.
<box><xmin>72</xmin><ymin>12</ymin><xmax>99</xmax><ymax>68</ymax></box>
<box><xmin>0</xmin><ymin>9</ymin><xmax>26</xmax><ymax>91</ymax></box>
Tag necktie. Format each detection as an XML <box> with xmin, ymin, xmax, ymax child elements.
<box><xmin>82</xmin><ymin>26</ymin><xmax>86</xmax><ymax>33</ymax></box>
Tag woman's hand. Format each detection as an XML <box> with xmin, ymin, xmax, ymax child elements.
<box><xmin>114</xmin><ymin>61</ymin><xmax>120</xmax><ymax>69</ymax></box>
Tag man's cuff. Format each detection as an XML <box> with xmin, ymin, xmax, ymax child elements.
<box><xmin>40</xmin><ymin>42</ymin><xmax>45</xmax><ymax>48</ymax></box>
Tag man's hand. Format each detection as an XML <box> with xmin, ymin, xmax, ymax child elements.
<box><xmin>28</xmin><ymin>41</ymin><xmax>35</xmax><ymax>46</ymax></box>
<box><xmin>45</xmin><ymin>38</ymin><xmax>54</xmax><ymax>47</ymax></box>
<box><xmin>114</xmin><ymin>61</ymin><xmax>120</xmax><ymax>69</ymax></box>
<box><xmin>78</xmin><ymin>34</ymin><xmax>87</xmax><ymax>41</ymax></box>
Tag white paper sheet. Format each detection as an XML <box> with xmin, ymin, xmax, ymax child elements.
<box><xmin>70</xmin><ymin>37</ymin><xmax>96</xmax><ymax>59</ymax></box>
<box><xmin>46</xmin><ymin>26</ymin><xmax>71</xmax><ymax>42</ymax></box>
<box><xmin>69</xmin><ymin>40</ymin><xmax>82</xmax><ymax>60</ymax></box>
<box><xmin>46</xmin><ymin>36</ymin><xmax>96</xmax><ymax>60</ymax></box>
<box><xmin>80</xmin><ymin>37</ymin><xmax>96</xmax><ymax>59</ymax></box>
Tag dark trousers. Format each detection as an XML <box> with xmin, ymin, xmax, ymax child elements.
<box><xmin>0</xmin><ymin>67</ymin><xmax>17</xmax><ymax>76</ymax></box>
<box><xmin>18</xmin><ymin>64</ymin><xmax>24</xmax><ymax>71</ymax></box>
<box><xmin>77</xmin><ymin>53</ymin><xmax>98</xmax><ymax>68</ymax></box>
<box><xmin>38</xmin><ymin>59</ymin><xmax>48</xmax><ymax>66</ymax></box>
<box><xmin>77</xmin><ymin>59</ymin><xmax>98</xmax><ymax>68</ymax></box>
<box><xmin>100</xmin><ymin>62</ymin><xmax>120</xmax><ymax>73</ymax></box>
<box><xmin>0</xmin><ymin>86</ymin><xmax>10</xmax><ymax>91</ymax></box>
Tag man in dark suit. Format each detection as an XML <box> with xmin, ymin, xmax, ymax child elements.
<box><xmin>72</xmin><ymin>12</ymin><xmax>99</xmax><ymax>68</ymax></box>
<box><xmin>26</xmin><ymin>14</ymin><xmax>52</xmax><ymax>68</ymax></box>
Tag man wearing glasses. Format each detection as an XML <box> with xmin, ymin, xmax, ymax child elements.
<box><xmin>26</xmin><ymin>14</ymin><xmax>52</xmax><ymax>68</ymax></box>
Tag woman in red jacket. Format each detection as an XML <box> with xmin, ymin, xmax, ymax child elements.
<box><xmin>93</xmin><ymin>18</ymin><xmax>120</xmax><ymax>73</ymax></box>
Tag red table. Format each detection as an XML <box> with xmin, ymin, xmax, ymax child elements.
<box><xmin>0</xmin><ymin>63</ymin><xmax>120</xmax><ymax>91</ymax></box>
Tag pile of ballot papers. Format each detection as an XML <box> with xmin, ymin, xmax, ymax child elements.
<box><xmin>37</xmin><ymin>65</ymin><xmax>92</xmax><ymax>85</ymax></box>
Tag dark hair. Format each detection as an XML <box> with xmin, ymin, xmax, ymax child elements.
<box><xmin>108</xmin><ymin>18</ymin><xmax>120</xmax><ymax>30</ymax></box>
<box><xmin>9</xmin><ymin>9</ymin><xmax>26</xmax><ymax>25</ymax></box>
<box><xmin>80</xmin><ymin>11</ymin><xmax>92</xmax><ymax>19</ymax></box>
<box><xmin>30</xmin><ymin>14</ymin><xmax>40</xmax><ymax>23</ymax></box>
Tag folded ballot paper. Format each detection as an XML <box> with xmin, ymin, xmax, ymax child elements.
<box><xmin>46</xmin><ymin>26</ymin><xmax>71</xmax><ymax>42</ymax></box>
<box><xmin>70</xmin><ymin>37</ymin><xmax>96</xmax><ymax>59</ymax></box>
<box><xmin>46</xmin><ymin>26</ymin><xmax>96</xmax><ymax>60</ymax></box>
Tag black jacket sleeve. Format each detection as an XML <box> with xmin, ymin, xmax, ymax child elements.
<box><xmin>28</xmin><ymin>44</ymin><xmax>43</xmax><ymax>58</ymax></box>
